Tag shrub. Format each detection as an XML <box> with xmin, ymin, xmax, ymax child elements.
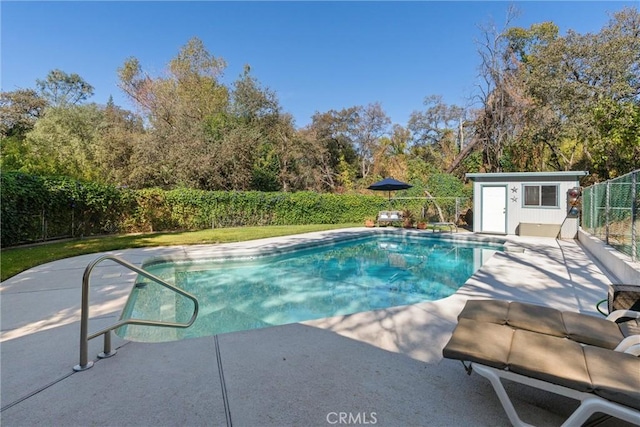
<box><xmin>1</xmin><ymin>172</ymin><xmax>133</xmax><ymax>246</ymax></box>
<box><xmin>1</xmin><ymin>172</ymin><xmax>469</xmax><ymax>247</ymax></box>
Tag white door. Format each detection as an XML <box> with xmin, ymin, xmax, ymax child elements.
<box><xmin>481</xmin><ymin>186</ymin><xmax>507</xmax><ymax>234</ymax></box>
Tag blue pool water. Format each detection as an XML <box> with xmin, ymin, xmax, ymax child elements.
<box><xmin>118</xmin><ymin>235</ymin><xmax>502</xmax><ymax>342</ymax></box>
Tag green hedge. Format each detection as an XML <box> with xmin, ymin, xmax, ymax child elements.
<box><xmin>1</xmin><ymin>172</ymin><xmax>134</xmax><ymax>246</ymax></box>
<box><xmin>132</xmin><ymin>188</ymin><xmax>392</xmax><ymax>231</ymax></box>
<box><xmin>1</xmin><ymin>172</ymin><xmax>470</xmax><ymax>247</ymax></box>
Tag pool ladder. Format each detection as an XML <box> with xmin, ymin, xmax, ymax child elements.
<box><xmin>74</xmin><ymin>255</ymin><xmax>199</xmax><ymax>371</ymax></box>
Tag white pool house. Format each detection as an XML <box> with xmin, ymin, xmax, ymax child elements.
<box><xmin>466</xmin><ymin>171</ymin><xmax>589</xmax><ymax>238</ymax></box>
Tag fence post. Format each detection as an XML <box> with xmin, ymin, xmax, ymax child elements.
<box><xmin>590</xmin><ymin>185</ymin><xmax>595</xmax><ymax>232</ymax></box>
<box><xmin>632</xmin><ymin>171</ymin><xmax>637</xmax><ymax>262</ymax></box>
<box><xmin>41</xmin><ymin>209</ymin><xmax>46</xmax><ymax>242</ymax></box>
<box><xmin>605</xmin><ymin>181</ymin><xmax>610</xmax><ymax>245</ymax></box>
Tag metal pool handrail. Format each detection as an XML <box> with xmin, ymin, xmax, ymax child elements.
<box><xmin>74</xmin><ymin>254</ymin><xmax>199</xmax><ymax>372</ymax></box>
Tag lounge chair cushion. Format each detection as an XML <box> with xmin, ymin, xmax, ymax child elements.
<box><xmin>457</xmin><ymin>299</ymin><xmax>509</xmax><ymax>323</ymax></box>
<box><xmin>507</xmin><ymin>330</ymin><xmax>592</xmax><ymax>392</ymax></box>
<box><xmin>562</xmin><ymin>311</ymin><xmax>624</xmax><ymax>349</ymax></box>
<box><xmin>584</xmin><ymin>345</ymin><xmax>640</xmax><ymax>410</ymax></box>
<box><xmin>442</xmin><ymin>318</ymin><xmax>513</xmax><ymax>369</ymax></box>
<box><xmin>458</xmin><ymin>300</ymin><xmax>566</xmax><ymax>336</ymax></box>
<box><xmin>458</xmin><ymin>300</ymin><xmax>627</xmax><ymax>348</ymax></box>
<box><xmin>444</xmin><ymin>300</ymin><xmax>640</xmax><ymax>424</ymax></box>
<box><xmin>506</xmin><ymin>302</ymin><xmax>566</xmax><ymax>337</ymax></box>
<box><xmin>443</xmin><ymin>319</ymin><xmax>640</xmax><ymax>409</ymax></box>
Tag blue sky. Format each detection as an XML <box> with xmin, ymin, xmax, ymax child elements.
<box><xmin>2</xmin><ymin>1</ymin><xmax>636</xmax><ymax>128</ymax></box>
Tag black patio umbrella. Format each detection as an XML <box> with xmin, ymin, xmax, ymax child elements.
<box><xmin>367</xmin><ymin>177</ymin><xmax>413</xmax><ymax>205</ymax></box>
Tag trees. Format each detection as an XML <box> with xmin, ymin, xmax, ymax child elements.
<box><xmin>93</xmin><ymin>97</ymin><xmax>145</xmax><ymax>185</ymax></box>
<box><xmin>445</xmin><ymin>17</ymin><xmax>554</xmax><ymax>174</ymax></box>
<box><xmin>352</xmin><ymin>102</ymin><xmax>391</xmax><ymax>180</ymax></box>
<box><xmin>472</xmin><ymin>7</ymin><xmax>531</xmax><ymax>173</ymax></box>
<box><xmin>507</xmin><ymin>7</ymin><xmax>640</xmax><ymax>178</ymax></box>
<box><xmin>119</xmin><ymin>38</ymin><xmax>228</xmax><ymax>126</ymax></box>
<box><xmin>0</xmin><ymin>89</ymin><xmax>49</xmax><ymax>172</ymax></box>
<box><xmin>408</xmin><ymin>95</ymin><xmax>466</xmax><ymax>173</ymax></box>
<box><xmin>373</xmin><ymin>124</ymin><xmax>411</xmax><ymax>181</ymax></box>
<box><xmin>0</xmin><ymin>89</ymin><xmax>47</xmax><ymax>138</ymax></box>
<box><xmin>22</xmin><ymin>104</ymin><xmax>104</xmax><ymax>180</ymax></box>
<box><xmin>231</xmin><ymin>65</ymin><xmax>280</xmax><ymax>123</ymax></box>
<box><xmin>118</xmin><ymin>37</ymin><xmax>231</xmax><ymax>189</ymax></box>
<box><xmin>590</xmin><ymin>99</ymin><xmax>640</xmax><ymax>178</ymax></box>
<box><xmin>444</xmin><ymin>6</ymin><xmax>639</xmax><ymax>179</ymax></box>
<box><xmin>265</xmin><ymin>112</ymin><xmax>304</xmax><ymax>192</ymax></box>
<box><xmin>4</xmin><ymin>7</ymin><xmax>638</xmax><ymax>194</ymax></box>
<box><xmin>408</xmin><ymin>95</ymin><xmax>463</xmax><ymax>147</ymax></box>
<box><xmin>301</xmin><ymin>103</ymin><xmax>392</xmax><ymax>191</ymax></box>
<box><xmin>2</xmin><ymin>70</ymin><xmax>110</xmax><ymax>180</ymax></box>
<box><xmin>304</xmin><ymin>108</ymin><xmax>359</xmax><ymax>191</ymax></box>
<box><xmin>36</xmin><ymin>69</ymin><xmax>94</xmax><ymax>107</ymax></box>
<box><xmin>229</xmin><ymin>65</ymin><xmax>300</xmax><ymax>192</ymax></box>
<box><xmin>117</xmin><ymin>38</ymin><xmax>306</xmax><ymax>191</ymax></box>
<box><xmin>1</xmin><ymin>72</ymin><xmax>105</xmax><ymax>180</ymax></box>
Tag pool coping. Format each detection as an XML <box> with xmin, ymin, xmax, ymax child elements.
<box><xmin>141</xmin><ymin>227</ymin><xmax>514</xmax><ymax>269</ymax></box>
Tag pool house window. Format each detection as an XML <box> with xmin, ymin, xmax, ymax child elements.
<box><xmin>523</xmin><ymin>184</ymin><xmax>558</xmax><ymax>207</ymax></box>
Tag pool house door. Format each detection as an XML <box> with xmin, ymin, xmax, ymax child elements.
<box><xmin>481</xmin><ymin>185</ymin><xmax>507</xmax><ymax>234</ymax></box>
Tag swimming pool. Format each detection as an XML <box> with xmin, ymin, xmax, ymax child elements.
<box><xmin>117</xmin><ymin>234</ymin><xmax>502</xmax><ymax>342</ymax></box>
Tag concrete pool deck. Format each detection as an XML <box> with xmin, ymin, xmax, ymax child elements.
<box><xmin>0</xmin><ymin>228</ymin><xmax>633</xmax><ymax>426</ymax></box>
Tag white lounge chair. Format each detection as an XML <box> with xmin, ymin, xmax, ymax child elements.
<box><xmin>443</xmin><ymin>299</ymin><xmax>640</xmax><ymax>426</ymax></box>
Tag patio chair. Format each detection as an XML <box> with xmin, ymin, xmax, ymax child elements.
<box><xmin>597</xmin><ymin>283</ymin><xmax>640</xmax><ymax>316</ymax></box>
<box><xmin>442</xmin><ymin>299</ymin><xmax>640</xmax><ymax>427</ymax></box>
<box><xmin>377</xmin><ymin>210</ymin><xmax>403</xmax><ymax>226</ymax></box>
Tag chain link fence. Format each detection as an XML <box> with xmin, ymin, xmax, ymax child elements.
<box><xmin>392</xmin><ymin>197</ymin><xmax>473</xmax><ymax>225</ymax></box>
<box><xmin>7</xmin><ymin>208</ymin><xmax>119</xmax><ymax>246</ymax></box>
<box><xmin>582</xmin><ymin>170</ymin><xmax>639</xmax><ymax>261</ymax></box>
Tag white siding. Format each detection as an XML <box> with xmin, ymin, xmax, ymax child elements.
<box><xmin>471</xmin><ymin>174</ymin><xmax>583</xmax><ymax>238</ymax></box>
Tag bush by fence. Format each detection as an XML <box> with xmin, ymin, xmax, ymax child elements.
<box><xmin>1</xmin><ymin>172</ymin><xmax>134</xmax><ymax>246</ymax></box>
<box><xmin>1</xmin><ymin>172</ymin><xmax>471</xmax><ymax>247</ymax></box>
<box><xmin>131</xmin><ymin>188</ymin><xmax>396</xmax><ymax>231</ymax></box>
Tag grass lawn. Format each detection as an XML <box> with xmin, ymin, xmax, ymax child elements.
<box><xmin>1</xmin><ymin>224</ymin><xmax>360</xmax><ymax>281</ymax></box>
